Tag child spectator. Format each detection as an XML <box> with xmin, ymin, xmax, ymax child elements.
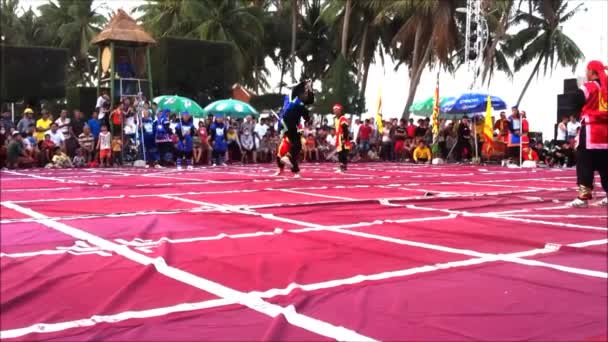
<box><xmin>49</xmin><ymin>147</ymin><xmax>72</xmax><ymax>168</ymax></box>
<box><xmin>78</xmin><ymin>126</ymin><xmax>95</xmax><ymax>162</ymax></box>
<box><xmin>304</xmin><ymin>133</ymin><xmax>318</xmax><ymax>161</ymax></box>
<box><xmin>240</xmin><ymin>130</ymin><xmax>255</xmax><ymax>164</ymax></box>
<box><xmin>111</xmin><ymin>136</ymin><xmax>123</xmax><ymax>166</ymax></box>
<box><xmin>209</xmin><ymin>115</ymin><xmax>228</xmax><ymax>166</ymax></box>
<box><xmin>73</xmin><ymin>148</ymin><xmax>87</xmax><ymax>168</ymax></box>
<box><xmin>41</xmin><ymin>133</ymin><xmax>56</xmax><ymax>164</ymax></box>
<box><xmin>97</xmin><ymin>125</ymin><xmax>112</xmax><ymax>167</ymax></box>
<box><xmin>413</xmin><ymin>140</ymin><xmax>432</xmax><ymax>164</ymax></box>
<box><xmin>175</xmin><ymin>112</ymin><xmax>195</xmax><ymax>170</ymax></box>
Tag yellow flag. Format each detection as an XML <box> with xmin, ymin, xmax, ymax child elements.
<box><xmin>483</xmin><ymin>95</ymin><xmax>494</xmax><ymax>151</ymax></box>
<box><xmin>375</xmin><ymin>86</ymin><xmax>383</xmax><ymax>134</ymax></box>
<box><xmin>431</xmin><ymin>74</ymin><xmax>440</xmax><ymax>136</ymax></box>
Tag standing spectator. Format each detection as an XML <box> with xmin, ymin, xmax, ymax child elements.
<box><xmin>357</xmin><ymin>119</ymin><xmax>372</xmax><ymax>160</ymax></box>
<box><xmin>55</xmin><ymin>110</ymin><xmax>71</xmax><ymax>136</ymax></box>
<box><xmin>1</xmin><ymin>111</ymin><xmax>15</xmax><ymax>132</ymax></box>
<box><xmin>209</xmin><ymin>115</ymin><xmax>228</xmax><ymax>166</ymax></box>
<box><xmin>17</xmin><ymin>108</ymin><xmax>35</xmax><ymax>135</ymax></box>
<box><xmin>556</xmin><ymin>116</ymin><xmax>568</xmax><ymax>144</ymax></box>
<box><xmin>455</xmin><ymin>117</ymin><xmax>472</xmax><ymax>161</ymax></box>
<box><xmin>78</xmin><ymin>126</ymin><xmax>95</xmax><ymax>162</ymax></box>
<box><xmin>241</xmin><ymin>115</ymin><xmax>257</xmax><ymax>162</ymax></box>
<box><xmin>88</xmin><ymin>111</ymin><xmax>101</xmax><ymax>145</ymax></box>
<box><xmin>71</xmin><ymin>110</ymin><xmax>86</xmax><ymax>138</ymax></box>
<box><xmin>566</xmin><ymin>115</ymin><xmax>580</xmax><ymax>141</ymax></box>
<box><xmin>140</xmin><ymin>110</ymin><xmax>159</xmax><ymax>167</ymax></box>
<box><xmin>406</xmin><ymin>119</ymin><xmax>416</xmax><ymax>139</ymax></box>
<box><xmin>394</xmin><ymin>119</ymin><xmax>408</xmax><ymax>161</ymax></box>
<box><xmin>351</xmin><ymin>118</ymin><xmax>362</xmax><ymax>145</ymax></box>
<box><xmin>380</xmin><ymin>121</ymin><xmax>394</xmax><ymax>161</ymax></box>
<box><xmin>47</xmin><ymin>123</ymin><xmax>66</xmax><ymax>151</ymax></box>
<box><xmin>35</xmin><ymin>110</ymin><xmax>53</xmax><ymax>141</ymax></box>
<box><xmin>98</xmin><ymin>125</ymin><xmax>112</xmax><ymax>167</ymax></box>
<box><xmin>196</xmin><ymin>120</ymin><xmax>209</xmax><ymax>165</ymax></box>
<box><xmin>240</xmin><ymin>130</ymin><xmax>255</xmax><ymax>163</ymax></box>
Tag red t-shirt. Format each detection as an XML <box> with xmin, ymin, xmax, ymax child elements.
<box><xmin>406</xmin><ymin>125</ymin><xmax>416</xmax><ymax>138</ymax></box>
<box><xmin>358</xmin><ymin>125</ymin><xmax>372</xmax><ymax>141</ymax></box>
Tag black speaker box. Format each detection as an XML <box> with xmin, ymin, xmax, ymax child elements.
<box><xmin>563</xmin><ymin>78</ymin><xmax>578</xmax><ymax>93</ymax></box>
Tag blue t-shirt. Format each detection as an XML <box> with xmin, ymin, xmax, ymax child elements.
<box><xmin>87</xmin><ymin>118</ymin><xmax>101</xmax><ymax>138</ymax></box>
<box><xmin>175</xmin><ymin>120</ymin><xmax>195</xmax><ymax>152</ymax></box>
<box><xmin>141</xmin><ymin>117</ymin><xmax>156</xmax><ymax>147</ymax></box>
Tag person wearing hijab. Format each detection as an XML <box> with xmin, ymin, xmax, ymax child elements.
<box><xmin>567</xmin><ymin>60</ymin><xmax>608</xmax><ymax>208</ymax></box>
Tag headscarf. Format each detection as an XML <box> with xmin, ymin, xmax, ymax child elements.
<box><xmin>587</xmin><ymin>60</ymin><xmax>608</xmax><ymax>111</ymax></box>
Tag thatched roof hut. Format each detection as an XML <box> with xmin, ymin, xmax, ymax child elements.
<box><xmin>91</xmin><ymin>9</ymin><xmax>156</xmax><ymax>46</ymax></box>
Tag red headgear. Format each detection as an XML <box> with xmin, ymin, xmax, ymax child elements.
<box><xmin>333</xmin><ymin>104</ymin><xmax>343</xmax><ymax>112</ymax></box>
<box><xmin>587</xmin><ymin>60</ymin><xmax>608</xmax><ymax>107</ymax></box>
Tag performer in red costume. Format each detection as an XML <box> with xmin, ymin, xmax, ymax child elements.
<box><xmin>567</xmin><ymin>60</ymin><xmax>608</xmax><ymax>208</ymax></box>
<box><xmin>333</xmin><ymin>104</ymin><xmax>351</xmax><ymax>173</ymax></box>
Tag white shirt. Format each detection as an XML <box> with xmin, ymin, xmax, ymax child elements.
<box><xmin>254</xmin><ymin>123</ymin><xmax>268</xmax><ymax>138</ymax></box>
<box><xmin>99</xmin><ymin>131</ymin><xmax>111</xmax><ymax>150</ymax></box>
<box><xmin>48</xmin><ymin>130</ymin><xmax>65</xmax><ymax>146</ymax></box>
<box><xmin>566</xmin><ymin>121</ymin><xmax>580</xmax><ymax>136</ymax></box>
<box><xmin>557</xmin><ymin>122</ymin><xmax>567</xmax><ymax>140</ymax></box>
<box><xmin>55</xmin><ymin>117</ymin><xmax>71</xmax><ymax>135</ymax></box>
<box><xmin>326</xmin><ymin>134</ymin><xmax>336</xmax><ymax>146</ymax></box>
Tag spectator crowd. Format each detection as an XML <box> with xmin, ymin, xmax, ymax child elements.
<box><xmin>0</xmin><ymin>95</ymin><xmax>582</xmax><ymax>170</ymax></box>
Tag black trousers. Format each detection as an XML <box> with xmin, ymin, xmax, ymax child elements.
<box><xmin>284</xmin><ymin>127</ymin><xmax>301</xmax><ymax>173</ymax></box>
<box><xmin>576</xmin><ymin>123</ymin><xmax>608</xmax><ymax>196</ymax></box>
<box><xmin>576</xmin><ymin>148</ymin><xmax>608</xmax><ymax>194</ymax></box>
<box><xmin>338</xmin><ymin>149</ymin><xmax>348</xmax><ymax>170</ymax></box>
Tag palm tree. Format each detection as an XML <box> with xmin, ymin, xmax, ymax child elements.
<box><xmin>507</xmin><ymin>0</ymin><xmax>584</xmax><ymax>106</ymax></box>
<box><xmin>375</xmin><ymin>0</ymin><xmax>459</xmax><ymax>119</ymax></box>
<box><xmin>296</xmin><ymin>0</ymin><xmax>336</xmax><ymax>81</ymax></box>
<box><xmin>134</xmin><ymin>0</ymin><xmax>191</xmax><ymax>38</ymax></box>
<box><xmin>291</xmin><ymin>0</ymin><xmax>298</xmax><ymax>83</ymax></box>
<box><xmin>0</xmin><ymin>0</ymin><xmax>24</xmax><ymax>45</ymax></box>
<box><xmin>37</xmin><ymin>0</ymin><xmax>106</xmax><ymax>86</ymax></box>
<box><xmin>479</xmin><ymin>0</ymin><xmax>515</xmax><ymax>85</ymax></box>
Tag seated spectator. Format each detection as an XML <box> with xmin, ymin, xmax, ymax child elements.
<box><xmin>47</xmin><ymin>123</ymin><xmax>66</xmax><ymax>151</ymax></box>
<box><xmin>40</xmin><ymin>133</ymin><xmax>56</xmax><ymax>165</ymax></box>
<box><xmin>304</xmin><ymin>133</ymin><xmax>318</xmax><ymax>162</ymax></box>
<box><xmin>413</xmin><ymin>140</ymin><xmax>432</xmax><ymax>164</ymax></box>
<box><xmin>48</xmin><ymin>147</ymin><xmax>72</xmax><ymax>168</ymax></box>
<box><xmin>6</xmin><ymin>132</ymin><xmax>34</xmax><ymax>169</ymax></box>
<box><xmin>72</xmin><ymin>148</ymin><xmax>87</xmax><ymax>168</ymax></box>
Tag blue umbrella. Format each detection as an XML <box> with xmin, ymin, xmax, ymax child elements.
<box><xmin>441</xmin><ymin>93</ymin><xmax>507</xmax><ymax>114</ymax></box>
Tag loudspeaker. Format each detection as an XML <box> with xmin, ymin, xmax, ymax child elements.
<box><xmin>0</xmin><ymin>45</ymin><xmax>68</xmax><ymax>102</ymax></box>
<box><xmin>563</xmin><ymin>78</ymin><xmax>578</xmax><ymax>93</ymax></box>
<box><xmin>556</xmin><ymin>93</ymin><xmax>578</xmax><ymax>123</ymax></box>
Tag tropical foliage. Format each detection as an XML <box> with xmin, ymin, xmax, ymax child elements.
<box><xmin>1</xmin><ymin>0</ymin><xmax>585</xmax><ymax>117</ymax></box>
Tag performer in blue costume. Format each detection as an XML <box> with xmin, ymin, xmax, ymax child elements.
<box><xmin>275</xmin><ymin>80</ymin><xmax>314</xmax><ymax>177</ymax></box>
<box><xmin>141</xmin><ymin>109</ymin><xmax>159</xmax><ymax>168</ymax></box>
<box><xmin>155</xmin><ymin>109</ymin><xmax>174</xmax><ymax>166</ymax></box>
<box><xmin>175</xmin><ymin>111</ymin><xmax>195</xmax><ymax>170</ymax></box>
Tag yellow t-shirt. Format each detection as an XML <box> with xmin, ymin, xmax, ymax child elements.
<box><xmin>35</xmin><ymin>118</ymin><xmax>53</xmax><ymax>141</ymax></box>
<box><xmin>413</xmin><ymin>146</ymin><xmax>431</xmax><ymax>161</ymax></box>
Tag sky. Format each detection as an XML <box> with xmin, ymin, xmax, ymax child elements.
<box><xmin>20</xmin><ymin>0</ymin><xmax>608</xmax><ymax>140</ymax></box>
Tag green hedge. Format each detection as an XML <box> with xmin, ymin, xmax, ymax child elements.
<box><xmin>0</xmin><ymin>45</ymin><xmax>68</xmax><ymax>102</ymax></box>
<box><xmin>152</xmin><ymin>37</ymin><xmax>239</xmax><ymax>108</ymax></box>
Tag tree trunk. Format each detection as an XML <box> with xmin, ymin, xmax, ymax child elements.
<box><xmin>356</xmin><ymin>24</ymin><xmax>369</xmax><ymax>88</ymax></box>
<box><xmin>340</xmin><ymin>0</ymin><xmax>352</xmax><ymax>58</ymax></box>
<box><xmin>290</xmin><ymin>0</ymin><xmax>298</xmax><ymax>83</ymax></box>
<box><xmin>516</xmin><ymin>52</ymin><xmax>544</xmax><ymax>107</ymax></box>
<box><xmin>360</xmin><ymin>58</ymin><xmax>371</xmax><ymax>101</ymax></box>
<box><xmin>402</xmin><ymin>40</ymin><xmax>433</xmax><ymax>120</ymax></box>
<box><xmin>481</xmin><ymin>0</ymin><xmax>513</xmax><ymax>84</ymax></box>
<box><xmin>279</xmin><ymin>57</ymin><xmax>286</xmax><ymax>94</ymax></box>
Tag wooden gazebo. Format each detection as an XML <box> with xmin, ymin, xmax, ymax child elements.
<box><xmin>91</xmin><ymin>9</ymin><xmax>156</xmax><ymax>107</ymax></box>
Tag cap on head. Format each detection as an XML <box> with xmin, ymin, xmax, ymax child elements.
<box><xmin>24</xmin><ymin>108</ymin><xmax>34</xmax><ymax>114</ymax></box>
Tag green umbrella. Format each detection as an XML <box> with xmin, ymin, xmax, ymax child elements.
<box><xmin>153</xmin><ymin>95</ymin><xmax>205</xmax><ymax>117</ymax></box>
<box><xmin>410</xmin><ymin>96</ymin><xmax>455</xmax><ymax>117</ymax></box>
<box><xmin>203</xmin><ymin>99</ymin><xmax>258</xmax><ymax>119</ymax></box>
